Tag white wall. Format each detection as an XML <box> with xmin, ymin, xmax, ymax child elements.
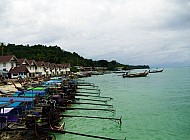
<box><xmin>0</xmin><ymin>62</ymin><xmax>16</xmax><ymax>72</ymax></box>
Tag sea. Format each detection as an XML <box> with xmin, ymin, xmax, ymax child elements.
<box><xmin>56</xmin><ymin>67</ymin><xmax>190</xmax><ymax>140</ymax></box>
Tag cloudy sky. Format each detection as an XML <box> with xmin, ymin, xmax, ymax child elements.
<box><xmin>0</xmin><ymin>0</ymin><xmax>190</xmax><ymax>67</ymax></box>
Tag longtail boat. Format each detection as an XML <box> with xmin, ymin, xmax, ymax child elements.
<box><xmin>0</xmin><ymin>75</ymin><xmax>124</xmax><ymax>140</ymax></box>
<box><xmin>149</xmin><ymin>68</ymin><xmax>164</xmax><ymax>73</ymax></box>
<box><xmin>123</xmin><ymin>70</ymin><xmax>149</xmax><ymax>78</ymax></box>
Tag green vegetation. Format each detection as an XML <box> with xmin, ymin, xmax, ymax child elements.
<box><xmin>0</xmin><ymin>43</ymin><xmax>149</xmax><ymax>70</ymax></box>
<box><xmin>122</xmin><ymin>65</ymin><xmax>150</xmax><ymax>70</ymax></box>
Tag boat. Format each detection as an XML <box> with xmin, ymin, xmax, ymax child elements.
<box><xmin>149</xmin><ymin>69</ymin><xmax>164</xmax><ymax>73</ymax></box>
<box><xmin>50</xmin><ymin>122</ymin><xmax>65</xmax><ymax>130</ymax></box>
<box><xmin>0</xmin><ymin>75</ymin><xmax>124</xmax><ymax>140</ymax></box>
<box><xmin>0</xmin><ymin>99</ymin><xmax>29</xmax><ymax>129</ymax></box>
<box><xmin>123</xmin><ymin>70</ymin><xmax>149</xmax><ymax>78</ymax></box>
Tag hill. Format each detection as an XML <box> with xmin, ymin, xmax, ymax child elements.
<box><xmin>0</xmin><ymin>43</ymin><xmax>149</xmax><ymax>70</ymax></box>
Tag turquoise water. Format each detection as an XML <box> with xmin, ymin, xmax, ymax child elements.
<box><xmin>57</xmin><ymin>67</ymin><xmax>190</xmax><ymax>140</ymax></box>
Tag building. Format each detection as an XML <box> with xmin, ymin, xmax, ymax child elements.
<box><xmin>64</xmin><ymin>63</ymin><xmax>71</xmax><ymax>74</ymax></box>
<box><xmin>0</xmin><ymin>55</ymin><xmax>71</xmax><ymax>78</ymax></box>
<box><xmin>44</xmin><ymin>62</ymin><xmax>51</xmax><ymax>76</ymax></box>
<box><xmin>0</xmin><ymin>55</ymin><xmax>18</xmax><ymax>72</ymax></box>
<box><xmin>35</xmin><ymin>61</ymin><xmax>46</xmax><ymax>77</ymax></box>
<box><xmin>9</xmin><ymin>66</ymin><xmax>29</xmax><ymax>79</ymax></box>
<box><xmin>50</xmin><ymin>63</ymin><xmax>56</xmax><ymax>76</ymax></box>
<box><xmin>27</xmin><ymin>60</ymin><xmax>37</xmax><ymax>77</ymax></box>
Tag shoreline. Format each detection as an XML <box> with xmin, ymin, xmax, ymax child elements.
<box><xmin>0</xmin><ymin>83</ymin><xmax>22</xmax><ymax>93</ymax></box>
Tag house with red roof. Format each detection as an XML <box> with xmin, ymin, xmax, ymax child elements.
<box><xmin>50</xmin><ymin>63</ymin><xmax>56</xmax><ymax>76</ymax></box>
<box><xmin>0</xmin><ymin>55</ymin><xmax>18</xmax><ymax>72</ymax></box>
<box><xmin>9</xmin><ymin>66</ymin><xmax>29</xmax><ymax>79</ymax></box>
<box><xmin>55</xmin><ymin>64</ymin><xmax>61</xmax><ymax>75</ymax></box>
<box><xmin>7</xmin><ymin>58</ymin><xmax>31</xmax><ymax>78</ymax></box>
<box><xmin>17</xmin><ymin>58</ymin><xmax>30</xmax><ymax>67</ymax></box>
<box><xmin>27</xmin><ymin>60</ymin><xmax>37</xmax><ymax>77</ymax></box>
<box><xmin>35</xmin><ymin>61</ymin><xmax>46</xmax><ymax>77</ymax></box>
<box><xmin>59</xmin><ymin>63</ymin><xmax>71</xmax><ymax>75</ymax></box>
<box><xmin>44</xmin><ymin>62</ymin><xmax>51</xmax><ymax>76</ymax></box>
<box><xmin>0</xmin><ymin>55</ymin><xmax>71</xmax><ymax>78</ymax></box>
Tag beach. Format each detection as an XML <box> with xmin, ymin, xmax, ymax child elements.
<box><xmin>0</xmin><ymin>82</ymin><xmax>22</xmax><ymax>94</ymax></box>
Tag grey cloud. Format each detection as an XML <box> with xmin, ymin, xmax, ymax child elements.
<box><xmin>0</xmin><ymin>0</ymin><xmax>190</xmax><ymax>67</ymax></box>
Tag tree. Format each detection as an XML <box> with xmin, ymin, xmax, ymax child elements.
<box><xmin>0</xmin><ymin>43</ymin><xmax>149</xmax><ymax>70</ymax></box>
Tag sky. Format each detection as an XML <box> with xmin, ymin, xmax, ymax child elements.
<box><xmin>0</xmin><ymin>0</ymin><xmax>190</xmax><ymax>67</ymax></box>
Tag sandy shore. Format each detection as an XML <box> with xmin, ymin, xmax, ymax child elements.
<box><xmin>0</xmin><ymin>83</ymin><xmax>22</xmax><ymax>93</ymax></box>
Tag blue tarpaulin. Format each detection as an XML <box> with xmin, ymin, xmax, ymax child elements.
<box><xmin>13</xmin><ymin>93</ymin><xmax>39</xmax><ymax>97</ymax></box>
<box><xmin>0</xmin><ymin>97</ymin><xmax>33</xmax><ymax>102</ymax></box>
<box><xmin>7</xmin><ymin>102</ymin><xmax>21</xmax><ymax>107</ymax></box>
<box><xmin>14</xmin><ymin>90</ymin><xmax>46</xmax><ymax>96</ymax></box>
<box><xmin>0</xmin><ymin>101</ymin><xmax>21</xmax><ymax>108</ymax></box>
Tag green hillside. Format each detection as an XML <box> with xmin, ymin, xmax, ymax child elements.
<box><xmin>0</xmin><ymin>43</ymin><xmax>149</xmax><ymax>70</ymax></box>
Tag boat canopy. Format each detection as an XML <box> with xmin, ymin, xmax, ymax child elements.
<box><xmin>0</xmin><ymin>108</ymin><xmax>14</xmax><ymax>114</ymax></box>
<box><xmin>0</xmin><ymin>97</ymin><xmax>33</xmax><ymax>102</ymax></box>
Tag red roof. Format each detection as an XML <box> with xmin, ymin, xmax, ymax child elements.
<box><xmin>55</xmin><ymin>64</ymin><xmax>61</xmax><ymax>68</ymax></box>
<box><xmin>27</xmin><ymin>60</ymin><xmax>37</xmax><ymax>66</ymax></box>
<box><xmin>63</xmin><ymin>63</ymin><xmax>70</xmax><ymax>68</ymax></box>
<box><xmin>55</xmin><ymin>63</ymin><xmax>70</xmax><ymax>68</ymax></box>
<box><xmin>17</xmin><ymin>58</ymin><xmax>30</xmax><ymax>66</ymax></box>
<box><xmin>44</xmin><ymin>62</ymin><xmax>50</xmax><ymax>67</ymax></box>
<box><xmin>35</xmin><ymin>61</ymin><xmax>45</xmax><ymax>67</ymax></box>
<box><xmin>50</xmin><ymin>63</ymin><xmax>56</xmax><ymax>70</ymax></box>
<box><xmin>9</xmin><ymin>66</ymin><xmax>29</xmax><ymax>73</ymax></box>
<box><xmin>50</xmin><ymin>63</ymin><xmax>56</xmax><ymax>67</ymax></box>
<box><xmin>0</xmin><ymin>55</ymin><xmax>18</xmax><ymax>62</ymax></box>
